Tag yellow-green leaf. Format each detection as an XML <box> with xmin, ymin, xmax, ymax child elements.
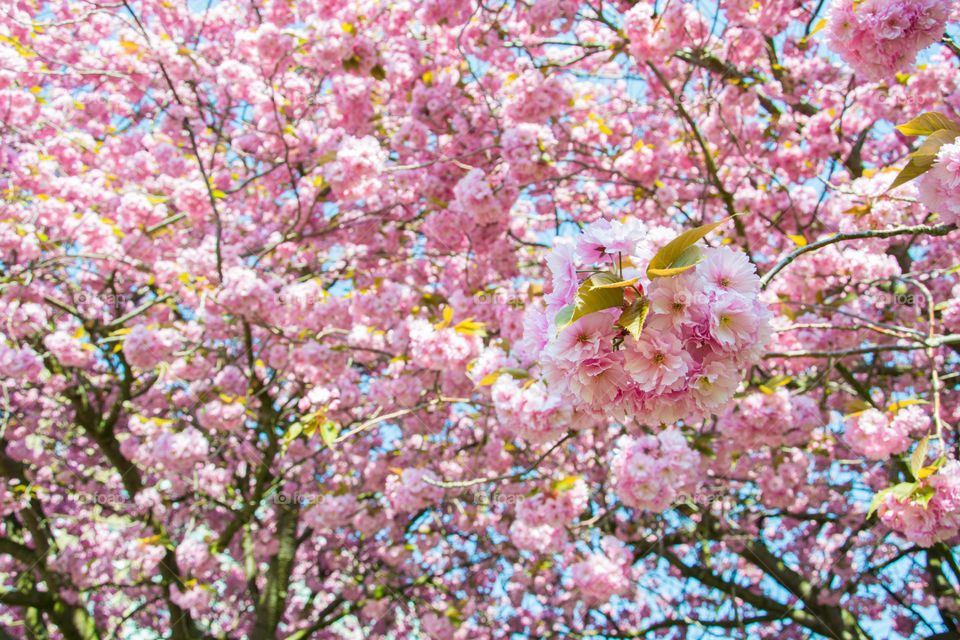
<box><xmin>647</xmin><ymin>217</ymin><xmax>735</xmax><ymax>279</ymax></box>
<box><xmin>887</xmin><ymin>398</ymin><xmax>929</xmax><ymax>413</ymax></box>
<box><xmin>910</xmin><ymin>436</ymin><xmax>929</xmax><ymax>480</ymax></box>
<box><xmin>453</xmin><ymin>317</ymin><xmax>487</xmax><ymax>337</ymax></box>
<box><xmin>550</xmin><ymin>476</ymin><xmax>581</xmax><ymax>493</ymax></box>
<box><xmin>787</xmin><ymin>234</ymin><xmax>807</xmax><ymax>247</ymax></box>
<box><xmin>918</xmin><ymin>465</ymin><xmax>939</xmax><ymax>480</ymax></box>
<box><xmin>889</xmin><ymin>129</ymin><xmax>959</xmax><ymax>191</ymax></box>
<box><xmin>477</xmin><ymin>367</ymin><xmax>530</xmax><ymax>387</ymax></box>
<box><xmin>554</xmin><ymin>304</ymin><xmax>575</xmax><ymax>328</ymax></box>
<box><xmin>867</xmin><ymin>486</ymin><xmax>894</xmax><ymax>519</ymax></box>
<box><xmin>594</xmin><ymin>276</ymin><xmax>641</xmax><ymax>289</ymax></box>
<box><xmin>895</xmin><ymin>112</ymin><xmax>960</xmax><ymax>137</ymax></box>
<box><xmin>558</xmin><ymin>273</ymin><xmax>625</xmax><ymax>330</ymax></box>
<box><xmin>617</xmin><ymin>297</ymin><xmax>649</xmax><ymax>340</ymax></box>
<box><xmin>319</xmin><ymin>421</ymin><xmax>338</xmax><ymax>447</ymax></box>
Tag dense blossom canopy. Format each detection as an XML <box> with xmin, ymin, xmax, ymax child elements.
<box><xmin>1</xmin><ymin>0</ymin><xmax>960</xmax><ymax>639</ymax></box>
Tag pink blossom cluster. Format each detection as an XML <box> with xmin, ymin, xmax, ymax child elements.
<box><xmin>624</xmin><ymin>1</ymin><xmax>705</xmax><ymax>64</ymax></box>
<box><xmin>918</xmin><ymin>138</ymin><xmax>960</xmax><ymax>225</ymax></box>
<box><xmin>0</xmin><ymin>339</ymin><xmax>44</xmax><ymax>383</ymax></box>
<box><xmin>509</xmin><ymin>478</ymin><xmax>589</xmax><ymax>553</ymax></box>
<box><xmin>758</xmin><ymin>449</ymin><xmax>810</xmax><ymax>511</ymax></box>
<box><xmin>323</xmin><ymin>135</ymin><xmax>386</xmax><ymax>201</ymax></box>
<box><xmin>611</xmin><ymin>428</ymin><xmax>701</xmax><ymax>513</ymax></box>
<box><xmin>501</xmin><ymin>124</ymin><xmax>557</xmax><ymax>183</ymax></box>
<box><xmin>535</xmin><ymin>218</ymin><xmax>771</xmax><ymax>426</ymax></box>
<box><xmin>151</xmin><ymin>427</ymin><xmax>211</xmax><ymax>471</ymax></box>
<box><xmin>825</xmin><ymin>0</ymin><xmax>952</xmax><ymax>80</ymax></box>
<box><xmin>407</xmin><ymin>319</ymin><xmax>482</xmax><ymax>371</ymax></box>
<box><xmin>878</xmin><ymin>460</ymin><xmax>960</xmax><ymax>547</ymax></box>
<box><xmin>197</xmin><ymin>398</ymin><xmax>247</xmax><ymax>432</ymax></box>
<box><xmin>43</xmin><ymin>330</ymin><xmax>93</xmax><ymax>368</ymax></box>
<box><xmin>514</xmin><ymin>478</ymin><xmax>590</xmax><ymax>528</ymax></box>
<box><xmin>123</xmin><ymin>324</ymin><xmax>182</xmax><ymax>370</ymax></box>
<box><xmin>176</xmin><ymin>536</ymin><xmax>213</xmax><ymax>574</ymax></box>
<box><xmin>502</xmin><ymin>70</ymin><xmax>573</xmax><ymax>123</ymax></box>
<box><xmin>120</xmin><ymin>418</ymin><xmax>210</xmax><ymax>472</ymax></box>
<box><xmin>303</xmin><ymin>494</ymin><xmax>359</xmax><ymax>531</ymax></box>
<box><xmin>385</xmin><ymin>468</ymin><xmax>443</xmax><ymax>513</ymax></box>
<box><xmin>169</xmin><ymin>584</ymin><xmax>211</xmax><ymax>616</ymax></box>
<box><xmin>567</xmin><ymin>536</ymin><xmax>633</xmax><ymax>603</ymax></box>
<box><xmin>218</xmin><ymin>266</ymin><xmax>276</xmax><ymax>317</ymax></box>
<box><xmin>718</xmin><ymin>388</ymin><xmax>822</xmax><ymax>448</ymax></box>
<box><xmin>450</xmin><ymin>167</ymin><xmax>516</xmax><ymax>226</ymax></box>
<box><xmin>490</xmin><ymin>377</ymin><xmax>576</xmax><ymax>444</ymax></box>
<box><xmin>844</xmin><ymin>407</ymin><xmax>928</xmax><ymax>460</ymax></box>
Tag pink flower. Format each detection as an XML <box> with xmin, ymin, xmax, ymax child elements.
<box><xmin>698</xmin><ymin>246</ymin><xmax>760</xmax><ymax>297</ymax></box>
<box><xmin>543</xmin><ymin>312</ymin><xmax>617</xmax><ymax>365</ymax></box>
<box><xmin>43</xmin><ymin>330</ymin><xmax>91</xmax><ymax>368</ymax></box>
<box><xmin>690</xmin><ymin>356</ymin><xmax>742</xmax><ymax>413</ymax></box>
<box><xmin>647</xmin><ymin>271</ymin><xmax>701</xmax><ymax>327</ymax></box>
<box><xmin>567</xmin><ymin>351</ymin><xmax>629</xmax><ymax>409</ymax></box>
<box><xmin>123</xmin><ymin>325</ymin><xmax>182</xmax><ymax>370</ymax></box>
<box><xmin>844</xmin><ymin>408</ymin><xmax>912</xmax><ymax>460</ymax></box>
<box><xmin>878</xmin><ymin>461</ymin><xmax>960</xmax><ymax>547</ymax></box>
<box><xmin>825</xmin><ymin>0</ymin><xmax>952</xmax><ymax>80</ymax></box>
<box><xmin>569</xmin><ymin>538</ymin><xmax>631</xmax><ymax>602</ymax></box>
<box><xmin>576</xmin><ymin>217</ymin><xmax>649</xmax><ymax>264</ymax></box>
<box><xmin>385</xmin><ymin>468</ymin><xmax>443</xmax><ymax>513</ymax></box>
<box><xmin>891</xmin><ymin>405</ymin><xmax>932</xmax><ymax>436</ymax></box>
<box><xmin>612</xmin><ymin>429</ymin><xmax>701</xmax><ymax>513</ymax></box>
<box><xmin>0</xmin><ymin>343</ymin><xmax>45</xmax><ymax>383</ymax></box>
<box><xmin>544</xmin><ymin>241</ymin><xmax>579</xmax><ymax>315</ymax></box>
<box><xmin>623</xmin><ymin>331</ymin><xmax>692</xmax><ymax>393</ymax></box>
<box><xmin>706</xmin><ymin>292</ymin><xmax>758</xmax><ymax>350</ymax></box>
<box><xmin>917</xmin><ymin>139</ymin><xmax>960</xmax><ymax>224</ymax></box>
<box><xmin>522</xmin><ymin>217</ymin><xmax>769</xmax><ymax>428</ymax></box>
<box><xmin>323</xmin><ymin>135</ymin><xmax>386</xmax><ymax>200</ymax></box>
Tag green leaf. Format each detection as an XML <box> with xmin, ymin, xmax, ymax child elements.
<box><xmin>283</xmin><ymin>422</ymin><xmax>303</xmax><ymax>444</ymax></box>
<box><xmin>550</xmin><ymin>476</ymin><xmax>581</xmax><ymax>493</ymax></box>
<box><xmin>891</xmin><ymin>481</ymin><xmax>918</xmax><ymax>501</ymax></box>
<box><xmin>617</xmin><ymin>297</ymin><xmax>650</xmax><ymax>340</ymax></box>
<box><xmin>342</xmin><ymin>55</ymin><xmax>360</xmax><ymax>72</ymax></box>
<box><xmin>910</xmin><ymin>436</ymin><xmax>930</xmax><ymax>480</ymax></box>
<box><xmin>593</xmin><ymin>276</ymin><xmax>641</xmax><ymax>289</ymax></box>
<box><xmin>554</xmin><ymin>304</ymin><xmax>575</xmax><ymax>328</ymax></box>
<box><xmin>650</xmin><ymin>245</ymin><xmax>704</xmax><ymax>278</ymax></box>
<box><xmin>915</xmin><ymin>483</ymin><xmax>937</xmax><ymax>508</ymax></box>
<box><xmin>558</xmin><ymin>273</ymin><xmax>624</xmax><ymax>330</ymax></box>
<box><xmin>867</xmin><ymin>486</ymin><xmax>895</xmax><ymax>519</ymax></box>
<box><xmin>319</xmin><ymin>420</ymin><xmax>338</xmax><ymax>447</ymax></box>
<box><xmin>647</xmin><ymin>217</ymin><xmax>734</xmax><ymax>279</ymax></box>
<box><xmin>211</xmin><ymin>189</ymin><xmax>227</xmax><ymax>198</ymax></box>
<box><xmin>887</xmin><ymin>398</ymin><xmax>929</xmax><ymax>413</ymax></box>
<box><xmin>477</xmin><ymin>367</ymin><xmax>530</xmax><ymax>386</ymax></box>
<box><xmin>889</xmin><ymin>129</ymin><xmax>959</xmax><ymax>191</ymax></box>
<box><xmin>844</xmin><ymin>399</ymin><xmax>872</xmax><ymax>415</ymax></box>
<box><xmin>370</xmin><ymin>64</ymin><xmax>386</xmax><ymax>80</ymax></box>
<box><xmin>895</xmin><ymin>111</ymin><xmax>960</xmax><ymax>137</ymax></box>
